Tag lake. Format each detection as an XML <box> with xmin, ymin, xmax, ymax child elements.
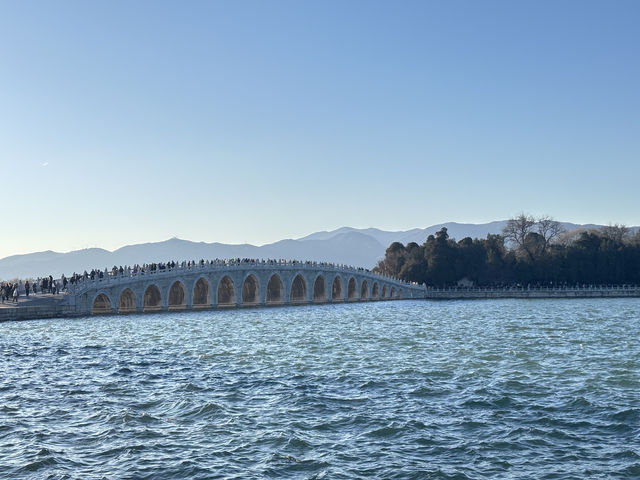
<box><xmin>1</xmin><ymin>299</ymin><xmax>639</xmax><ymax>479</ymax></box>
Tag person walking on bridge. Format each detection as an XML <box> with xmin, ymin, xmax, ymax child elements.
<box><xmin>12</xmin><ymin>285</ymin><xmax>18</xmax><ymax>303</ymax></box>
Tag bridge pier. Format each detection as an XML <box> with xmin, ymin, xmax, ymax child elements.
<box><xmin>283</xmin><ymin>280</ymin><xmax>291</xmax><ymax>306</ymax></box>
<box><xmin>210</xmin><ymin>280</ymin><xmax>218</xmax><ymax>309</ymax></box>
<box><xmin>185</xmin><ymin>288</ymin><xmax>194</xmax><ymax>310</ymax></box>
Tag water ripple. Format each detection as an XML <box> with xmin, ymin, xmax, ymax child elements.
<box><xmin>0</xmin><ymin>299</ymin><xmax>639</xmax><ymax>478</ymax></box>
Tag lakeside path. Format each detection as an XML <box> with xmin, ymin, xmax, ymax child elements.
<box><xmin>0</xmin><ymin>293</ymin><xmax>65</xmax><ymax>308</ymax></box>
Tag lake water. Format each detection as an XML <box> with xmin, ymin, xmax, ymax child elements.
<box><xmin>1</xmin><ymin>299</ymin><xmax>639</xmax><ymax>479</ymax></box>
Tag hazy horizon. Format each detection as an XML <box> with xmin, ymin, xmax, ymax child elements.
<box><xmin>2</xmin><ymin>218</ymin><xmax>632</xmax><ymax>259</ymax></box>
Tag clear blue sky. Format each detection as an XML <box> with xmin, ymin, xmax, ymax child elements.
<box><xmin>1</xmin><ymin>0</ymin><xmax>638</xmax><ymax>258</ymax></box>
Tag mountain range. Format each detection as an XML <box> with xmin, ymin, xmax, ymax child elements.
<box><xmin>1</xmin><ymin>221</ymin><xmax>636</xmax><ymax>280</ymax></box>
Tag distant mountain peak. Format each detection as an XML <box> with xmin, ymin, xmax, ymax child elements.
<box><xmin>1</xmin><ymin>221</ymin><xmax>637</xmax><ymax>280</ymax></box>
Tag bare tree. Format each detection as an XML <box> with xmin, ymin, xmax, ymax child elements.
<box><xmin>502</xmin><ymin>213</ymin><xmax>536</xmax><ymax>260</ymax></box>
<box><xmin>502</xmin><ymin>213</ymin><xmax>536</xmax><ymax>249</ymax></box>
<box><xmin>503</xmin><ymin>214</ymin><xmax>564</xmax><ymax>259</ymax></box>
<box><xmin>536</xmin><ymin>215</ymin><xmax>564</xmax><ymax>251</ymax></box>
<box><xmin>556</xmin><ymin>228</ymin><xmax>588</xmax><ymax>247</ymax></box>
<box><xmin>600</xmin><ymin>224</ymin><xmax>630</xmax><ymax>244</ymax></box>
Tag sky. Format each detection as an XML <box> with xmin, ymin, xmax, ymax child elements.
<box><xmin>0</xmin><ymin>0</ymin><xmax>638</xmax><ymax>258</ymax></box>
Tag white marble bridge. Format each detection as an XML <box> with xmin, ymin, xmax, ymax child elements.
<box><xmin>71</xmin><ymin>260</ymin><xmax>426</xmax><ymax>315</ymax></box>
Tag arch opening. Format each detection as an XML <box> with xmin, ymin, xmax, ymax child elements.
<box><xmin>92</xmin><ymin>293</ymin><xmax>112</xmax><ymax>315</ymax></box>
<box><xmin>290</xmin><ymin>274</ymin><xmax>307</xmax><ymax>304</ymax></box>
<box><xmin>242</xmin><ymin>275</ymin><xmax>260</xmax><ymax>305</ymax></box>
<box><xmin>397</xmin><ymin>289</ymin><xmax>402</xmax><ymax>299</ymax></box>
<box><xmin>382</xmin><ymin>285</ymin><xmax>389</xmax><ymax>299</ymax></box>
<box><xmin>360</xmin><ymin>280</ymin><xmax>369</xmax><ymax>301</ymax></box>
<box><xmin>372</xmin><ymin>283</ymin><xmax>379</xmax><ymax>300</ymax></box>
<box><xmin>313</xmin><ymin>275</ymin><xmax>326</xmax><ymax>303</ymax></box>
<box><xmin>118</xmin><ymin>288</ymin><xmax>137</xmax><ymax>314</ymax></box>
<box><xmin>332</xmin><ymin>276</ymin><xmax>343</xmax><ymax>302</ymax></box>
<box><xmin>347</xmin><ymin>278</ymin><xmax>358</xmax><ymax>301</ymax></box>
<box><xmin>143</xmin><ymin>285</ymin><xmax>162</xmax><ymax>311</ymax></box>
<box><xmin>169</xmin><ymin>281</ymin><xmax>186</xmax><ymax>310</ymax></box>
<box><xmin>391</xmin><ymin>287</ymin><xmax>396</xmax><ymax>299</ymax></box>
<box><xmin>266</xmin><ymin>274</ymin><xmax>284</xmax><ymax>305</ymax></box>
<box><xmin>218</xmin><ymin>276</ymin><xmax>236</xmax><ymax>307</ymax></box>
<box><xmin>193</xmin><ymin>278</ymin><xmax>210</xmax><ymax>308</ymax></box>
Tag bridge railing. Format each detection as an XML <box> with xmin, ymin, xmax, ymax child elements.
<box><xmin>69</xmin><ymin>260</ymin><xmax>423</xmax><ymax>296</ymax></box>
<box><xmin>426</xmin><ymin>285</ymin><xmax>640</xmax><ymax>294</ymax></box>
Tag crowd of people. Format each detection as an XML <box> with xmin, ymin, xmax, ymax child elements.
<box><xmin>66</xmin><ymin>258</ymin><xmax>384</xmax><ymax>286</ymax></box>
<box><xmin>0</xmin><ymin>275</ymin><xmax>63</xmax><ymax>305</ymax></box>
<box><xmin>0</xmin><ymin>282</ymin><xmax>21</xmax><ymax>303</ymax></box>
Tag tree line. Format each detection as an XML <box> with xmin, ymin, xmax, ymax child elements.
<box><xmin>373</xmin><ymin>215</ymin><xmax>640</xmax><ymax>286</ymax></box>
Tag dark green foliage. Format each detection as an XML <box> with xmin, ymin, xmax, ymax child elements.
<box><xmin>374</xmin><ymin>227</ymin><xmax>640</xmax><ymax>286</ymax></box>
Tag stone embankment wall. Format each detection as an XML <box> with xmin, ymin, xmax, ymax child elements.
<box><xmin>0</xmin><ymin>304</ymin><xmax>79</xmax><ymax>322</ymax></box>
<box><xmin>425</xmin><ymin>287</ymin><xmax>640</xmax><ymax>299</ymax></box>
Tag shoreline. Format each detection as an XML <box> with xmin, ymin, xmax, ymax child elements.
<box><xmin>425</xmin><ymin>286</ymin><xmax>640</xmax><ymax>300</ymax></box>
<box><xmin>2</xmin><ymin>287</ymin><xmax>639</xmax><ymax>322</ymax></box>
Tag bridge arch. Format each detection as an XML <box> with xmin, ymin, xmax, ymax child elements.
<box><xmin>266</xmin><ymin>273</ymin><xmax>284</xmax><ymax>305</ymax></box>
<box><xmin>192</xmin><ymin>277</ymin><xmax>210</xmax><ymax>308</ymax></box>
<box><xmin>347</xmin><ymin>277</ymin><xmax>358</xmax><ymax>301</ymax></box>
<box><xmin>313</xmin><ymin>274</ymin><xmax>326</xmax><ymax>303</ymax></box>
<box><xmin>143</xmin><ymin>284</ymin><xmax>162</xmax><ymax>311</ymax></box>
<box><xmin>397</xmin><ymin>288</ymin><xmax>402</xmax><ymax>299</ymax></box>
<box><xmin>92</xmin><ymin>292</ymin><xmax>113</xmax><ymax>315</ymax></box>
<box><xmin>118</xmin><ymin>288</ymin><xmax>137</xmax><ymax>314</ymax></box>
<box><xmin>360</xmin><ymin>280</ymin><xmax>369</xmax><ymax>301</ymax></box>
<box><xmin>217</xmin><ymin>275</ymin><xmax>236</xmax><ymax>307</ymax></box>
<box><xmin>331</xmin><ymin>275</ymin><xmax>344</xmax><ymax>302</ymax></box>
<box><xmin>382</xmin><ymin>285</ymin><xmax>389</xmax><ymax>299</ymax></box>
<box><xmin>391</xmin><ymin>287</ymin><xmax>396</xmax><ymax>299</ymax></box>
<box><xmin>372</xmin><ymin>282</ymin><xmax>379</xmax><ymax>300</ymax></box>
<box><xmin>168</xmin><ymin>280</ymin><xmax>187</xmax><ymax>310</ymax></box>
<box><xmin>290</xmin><ymin>274</ymin><xmax>307</xmax><ymax>304</ymax></box>
<box><xmin>242</xmin><ymin>274</ymin><xmax>260</xmax><ymax>306</ymax></box>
